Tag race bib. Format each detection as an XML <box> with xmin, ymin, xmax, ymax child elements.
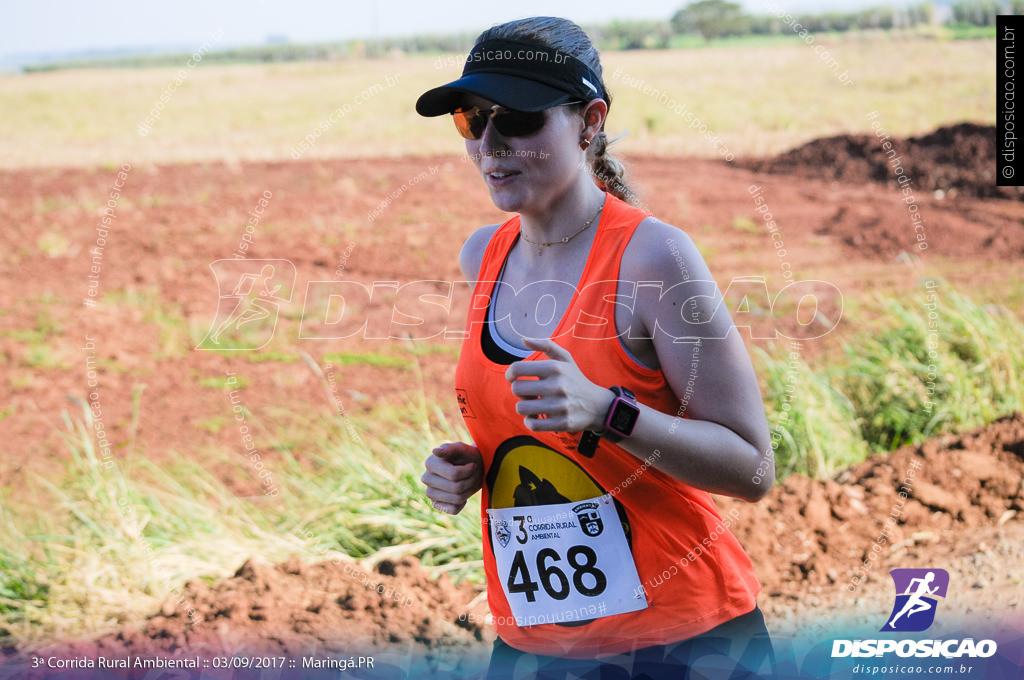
<box><xmin>487</xmin><ymin>494</ymin><xmax>647</xmax><ymax>627</ymax></box>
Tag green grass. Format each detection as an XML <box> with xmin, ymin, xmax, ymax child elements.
<box><xmin>663</xmin><ymin>24</ymin><xmax>997</xmax><ymax>49</ymax></box>
<box><xmin>667</xmin><ymin>31</ymin><xmax>849</xmax><ymax>49</ymax></box>
<box><xmin>0</xmin><ymin>392</ymin><xmax>480</xmax><ymax>646</ymax></box>
<box><xmin>839</xmin><ymin>285</ymin><xmax>1022</xmax><ymax>451</ymax></box>
<box><xmin>22</xmin><ymin>345</ymin><xmax>71</xmax><ymax>370</ymax></box>
<box><xmin>36</xmin><ymin>233</ymin><xmax>71</xmax><ymax>257</ymax></box>
<box><xmin>0</xmin><ymin>310</ymin><xmax>65</xmax><ymax>345</ymax></box>
<box><xmin>755</xmin><ymin>346</ymin><xmax>869</xmax><ymax>480</ymax></box>
<box><xmin>1</xmin><ymin>310</ymin><xmax>69</xmax><ymax>370</ymax></box>
<box><xmin>195</xmin><ymin>416</ymin><xmax>228</xmax><ymax>434</ymax></box>
<box><xmin>732</xmin><ymin>215</ymin><xmax>761</xmax><ymax>235</ymax></box>
<box><xmin>244</xmin><ymin>350</ymin><xmax>300</xmax><ymax>363</ymax></box>
<box><xmin>947</xmin><ymin>24</ymin><xmax>999</xmax><ymax>40</ymax></box>
<box><xmin>33</xmin><ymin>195</ymin><xmax>77</xmax><ymax>214</ymax></box>
<box><xmin>198</xmin><ymin>375</ymin><xmax>251</xmax><ymax>389</ymax></box>
<box><xmin>102</xmin><ymin>287</ymin><xmax>191</xmax><ymax>359</ymax></box>
<box><xmin>756</xmin><ymin>282</ymin><xmax>1023</xmax><ymax>479</ymax></box>
<box><xmin>323</xmin><ymin>351</ymin><xmax>414</xmax><ymax>370</ymax></box>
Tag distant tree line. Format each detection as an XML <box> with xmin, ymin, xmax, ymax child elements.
<box><xmin>22</xmin><ymin>33</ymin><xmax>481</xmax><ymax>71</ymax></box>
<box><xmin>662</xmin><ymin>0</ymin><xmax>1022</xmax><ymax>44</ymax></box>
<box><xmin>951</xmin><ymin>0</ymin><xmax>1023</xmax><ymax>25</ymax></box>
<box><xmin>21</xmin><ymin>0</ymin><xmax>1019</xmax><ymax>72</ymax></box>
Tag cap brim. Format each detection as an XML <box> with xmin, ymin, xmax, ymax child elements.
<box><xmin>415</xmin><ymin>73</ymin><xmax>575</xmax><ymax>117</ymax></box>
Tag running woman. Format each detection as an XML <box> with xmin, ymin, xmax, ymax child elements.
<box><xmin>418</xmin><ymin>17</ymin><xmax>775</xmax><ymax>679</ymax></box>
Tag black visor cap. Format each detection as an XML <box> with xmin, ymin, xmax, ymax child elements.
<box><xmin>416</xmin><ymin>38</ymin><xmax>606</xmax><ymax>116</ymax></box>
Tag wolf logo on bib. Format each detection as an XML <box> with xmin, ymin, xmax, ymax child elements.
<box><xmin>485</xmin><ymin>436</ymin><xmax>646</xmax><ymax>626</ymax></box>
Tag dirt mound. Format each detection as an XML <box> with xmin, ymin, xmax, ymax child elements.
<box><xmin>718</xmin><ymin>411</ymin><xmax>1024</xmax><ymax>598</ymax></box>
<box><xmin>12</xmin><ymin>415</ymin><xmax>1023</xmax><ymax>675</ymax></box>
<box><xmin>738</xmin><ymin>123</ymin><xmax>1021</xmax><ymax>202</ymax></box>
<box><xmin>22</xmin><ymin>556</ymin><xmax>490</xmax><ymax>678</ymax></box>
<box><xmin>140</xmin><ymin>555</ymin><xmax>485</xmax><ymax>651</ymax></box>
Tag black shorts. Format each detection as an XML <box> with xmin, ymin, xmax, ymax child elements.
<box><xmin>485</xmin><ymin>605</ymin><xmax>775</xmax><ymax>680</ymax></box>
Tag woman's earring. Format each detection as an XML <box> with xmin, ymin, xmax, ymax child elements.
<box><xmin>580</xmin><ymin>138</ymin><xmax>592</xmax><ymax>150</ymax></box>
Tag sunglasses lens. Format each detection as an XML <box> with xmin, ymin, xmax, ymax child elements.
<box><xmin>493</xmin><ymin>110</ymin><xmax>545</xmax><ymax>138</ymax></box>
<box><xmin>452</xmin><ymin>107</ymin><xmax>546</xmax><ymax>140</ymax></box>
<box><xmin>452</xmin><ymin>109</ymin><xmax>486</xmax><ymax>140</ymax></box>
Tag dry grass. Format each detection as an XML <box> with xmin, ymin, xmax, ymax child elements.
<box><xmin>0</xmin><ymin>35</ymin><xmax>994</xmax><ymax>169</ymax></box>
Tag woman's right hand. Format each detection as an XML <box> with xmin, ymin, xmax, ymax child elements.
<box><xmin>421</xmin><ymin>442</ymin><xmax>483</xmax><ymax>515</ymax></box>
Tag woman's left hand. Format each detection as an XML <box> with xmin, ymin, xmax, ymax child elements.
<box><xmin>505</xmin><ymin>337</ymin><xmax>614</xmax><ymax>433</ymax></box>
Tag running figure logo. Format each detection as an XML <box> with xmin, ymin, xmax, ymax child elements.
<box><xmin>881</xmin><ymin>568</ymin><xmax>949</xmax><ymax>632</ymax></box>
<box><xmin>197</xmin><ymin>259</ymin><xmax>295</xmax><ymax>350</ymax></box>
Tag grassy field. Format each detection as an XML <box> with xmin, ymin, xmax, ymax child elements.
<box><xmin>0</xmin><ymin>394</ymin><xmax>483</xmax><ymax>643</ymax></box>
<box><xmin>2</xmin><ymin>284</ymin><xmax>1021</xmax><ymax>644</ymax></box>
<box><xmin>758</xmin><ymin>285</ymin><xmax>1024</xmax><ymax>480</ymax></box>
<box><xmin>1</xmin><ymin>34</ymin><xmax>1016</xmax><ymax>648</ymax></box>
<box><xmin>0</xmin><ymin>34</ymin><xmax>994</xmax><ymax>168</ymax></box>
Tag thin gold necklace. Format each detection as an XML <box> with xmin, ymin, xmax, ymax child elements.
<box><xmin>519</xmin><ymin>202</ymin><xmax>604</xmax><ymax>256</ymax></box>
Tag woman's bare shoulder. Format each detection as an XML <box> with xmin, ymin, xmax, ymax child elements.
<box><xmin>459</xmin><ymin>223</ymin><xmax>503</xmax><ymax>283</ymax></box>
<box><xmin>622</xmin><ymin>216</ymin><xmax>711</xmax><ymax>285</ymax></box>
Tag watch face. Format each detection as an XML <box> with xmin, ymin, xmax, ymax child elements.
<box><xmin>609</xmin><ymin>400</ymin><xmax>640</xmax><ymax>435</ymax></box>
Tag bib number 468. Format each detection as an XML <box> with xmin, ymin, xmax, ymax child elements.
<box><xmin>507</xmin><ymin>545</ymin><xmax>607</xmax><ymax>602</ymax></box>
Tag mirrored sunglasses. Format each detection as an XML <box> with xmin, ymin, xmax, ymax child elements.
<box><xmin>451</xmin><ymin>102</ymin><xmax>582</xmax><ymax>140</ymax></box>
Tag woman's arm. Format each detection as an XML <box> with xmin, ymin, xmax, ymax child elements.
<box><xmin>422</xmin><ymin>441</ymin><xmax>483</xmax><ymax>514</ymax></box>
<box><xmin>420</xmin><ymin>224</ymin><xmax>500</xmax><ymax>514</ymax></box>
<box><xmin>506</xmin><ymin>219</ymin><xmax>774</xmax><ymax>502</ymax></box>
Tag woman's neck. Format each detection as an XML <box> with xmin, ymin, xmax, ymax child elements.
<box><xmin>518</xmin><ymin>179</ymin><xmax>607</xmax><ymax>247</ymax></box>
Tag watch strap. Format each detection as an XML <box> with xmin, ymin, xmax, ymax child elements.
<box><xmin>577</xmin><ymin>429</ymin><xmax>601</xmax><ymax>457</ymax></box>
<box><xmin>604</xmin><ymin>386</ymin><xmax>638</xmax><ymax>442</ymax></box>
<box><xmin>578</xmin><ymin>386</ymin><xmax>638</xmax><ymax>455</ymax></box>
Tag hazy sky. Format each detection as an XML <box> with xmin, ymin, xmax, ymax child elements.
<box><xmin>2</xmin><ymin>0</ymin><xmax>925</xmax><ymax>58</ymax></box>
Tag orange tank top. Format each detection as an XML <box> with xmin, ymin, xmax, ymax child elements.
<box><xmin>454</xmin><ymin>193</ymin><xmax>761</xmax><ymax>658</ymax></box>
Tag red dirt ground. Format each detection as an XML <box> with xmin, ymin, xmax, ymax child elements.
<box><xmin>2</xmin><ymin>122</ymin><xmax>1022</xmax><ymax>675</ymax></box>
<box><xmin>16</xmin><ymin>414</ymin><xmax>1024</xmax><ymax>678</ymax></box>
<box><xmin>4</xmin><ymin>125</ymin><xmax>1021</xmax><ymax>495</ymax></box>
